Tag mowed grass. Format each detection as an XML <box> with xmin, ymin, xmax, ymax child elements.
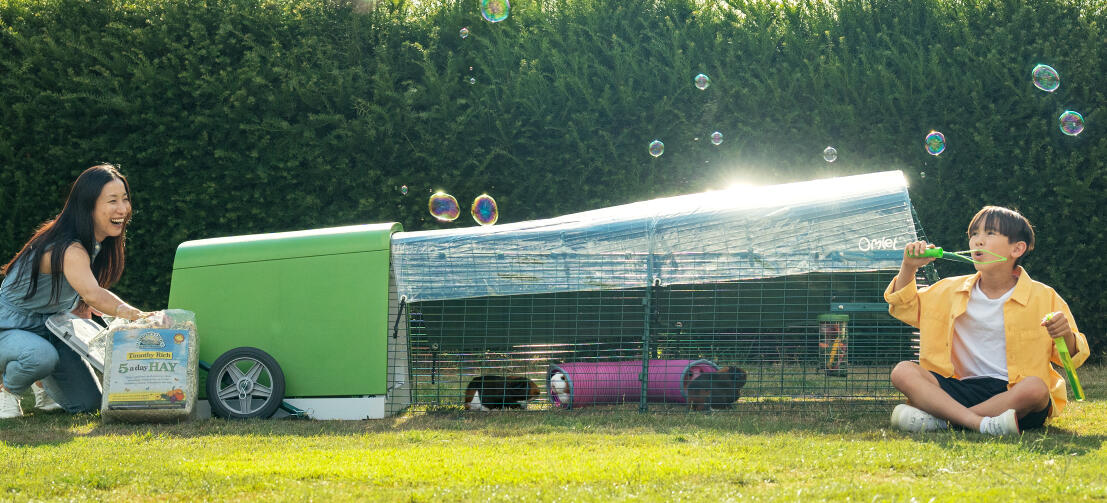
<box><xmin>3</xmin><ymin>368</ymin><xmax>1106</xmax><ymax>502</ymax></box>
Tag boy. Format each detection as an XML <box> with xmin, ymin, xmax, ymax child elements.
<box><xmin>885</xmin><ymin>206</ymin><xmax>1087</xmax><ymax>435</ymax></box>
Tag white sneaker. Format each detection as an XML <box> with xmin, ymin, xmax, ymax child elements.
<box><xmin>979</xmin><ymin>409</ymin><xmax>1020</xmax><ymax>436</ymax></box>
<box><xmin>0</xmin><ymin>388</ymin><xmax>24</xmax><ymax>419</ymax></box>
<box><xmin>33</xmin><ymin>383</ymin><xmax>63</xmax><ymax>412</ymax></box>
<box><xmin>890</xmin><ymin>403</ymin><xmax>948</xmax><ymax>432</ymax></box>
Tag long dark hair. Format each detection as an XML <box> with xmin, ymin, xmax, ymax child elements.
<box><xmin>1</xmin><ymin>164</ymin><xmax>131</xmax><ymax>304</ymax></box>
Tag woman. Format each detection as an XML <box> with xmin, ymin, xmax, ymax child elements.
<box><xmin>0</xmin><ymin>164</ymin><xmax>149</xmax><ymax>418</ymax></box>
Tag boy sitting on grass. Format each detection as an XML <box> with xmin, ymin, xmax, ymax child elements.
<box><xmin>885</xmin><ymin>206</ymin><xmax>1087</xmax><ymax>435</ymax></box>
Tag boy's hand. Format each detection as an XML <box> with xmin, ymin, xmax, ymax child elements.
<box><xmin>1040</xmin><ymin>312</ymin><xmax>1073</xmax><ymax>340</ymax></box>
<box><xmin>902</xmin><ymin>241</ymin><xmax>937</xmax><ymax>269</ymax></box>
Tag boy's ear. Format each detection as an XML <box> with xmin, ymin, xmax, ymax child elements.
<box><xmin>1011</xmin><ymin>240</ymin><xmax>1028</xmax><ymax>258</ymax></box>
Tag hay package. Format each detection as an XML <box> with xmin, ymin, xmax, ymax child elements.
<box><xmin>97</xmin><ymin>309</ymin><xmax>198</xmax><ymax>422</ymax></box>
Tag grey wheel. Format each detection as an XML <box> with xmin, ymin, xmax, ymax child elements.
<box><xmin>206</xmin><ymin>347</ymin><xmax>285</xmax><ymax>419</ymax></box>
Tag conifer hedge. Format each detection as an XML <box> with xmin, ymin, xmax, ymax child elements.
<box><xmin>1</xmin><ymin>0</ymin><xmax>1103</xmax><ymax>356</ymax></box>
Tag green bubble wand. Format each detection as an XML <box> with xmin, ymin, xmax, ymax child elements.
<box><xmin>907</xmin><ymin>247</ymin><xmax>1008</xmax><ymax>265</ymax></box>
<box><xmin>1043</xmin><ymin>313</ymin><xmax>1085</xmax><ymax>402</ymax></box>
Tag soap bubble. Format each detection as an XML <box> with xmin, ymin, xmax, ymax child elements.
<box><xmin>471</xmin><ymin>194</ymin><xmax>499</xmax><ymax>226</ymax></box>
<box><xmin>468</xmin><ymin>77</ymin><xmax>476</xmax><ymax>85</ymax></box>
<box><xmin>400</xmin><ymin>185</ymin><xmax>408</xmax><ymax>195</ymax></box>
<box><xmin>481</xmin><ymin>0</ymin><xmax>509</xmax><ymax>22</ymax></box>
<box><xmin>429</xmin><ymin>192</ymin><xmax>460</xmax><ymax>221</ymax></box>
<box><xmin>1032</xmin><ymin>64</ymin><xmax>1060</xmax><ymax>92</ymax></box>
<box><xmin>694</xmin><ymin>73</ymin><xmax>710</xmax><ymax>90</ymax></box>
<box><xmin>822</xmin><ymin>146</ymin><xmax>838</xmax><ymax>162</ymax></box>
<box><xmin>649</xmin><ymin>140</ymin><xmax>664</xmax><ymax>157</ymax></box>
<box><xmin>710</xmin><ymin>131</ymin><xmax>723</xmax><ymax>145</ymax></box>
<box><xmin>924</xmin><ymin>131</ymin><xmax>946</xmax><ymax>156</ymax></box>
<box><xmin>1058</xmin><ymin>110</ymin><xmax>1084</xmax><ymax>136</ymax></box>
<box><xmin>460</xmin><ymin>27</ymin><xmax>470</xmax><ymax>38</ymax></box>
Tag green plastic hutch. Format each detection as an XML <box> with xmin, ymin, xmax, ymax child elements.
<box><xmin>168</xmin><ymin>223</ymin><xmax>409</xmax><ymax>419</ymax></box>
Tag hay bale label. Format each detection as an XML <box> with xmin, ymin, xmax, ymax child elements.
<box><xmin>105</xmin><ymin>328</ymin><xmax>192</xmax><ymax>410</ymax></box>
<box><xmin>99</xmin><ymin>309</ymin><xmax>199</xmax><ymax>422</ymax></box>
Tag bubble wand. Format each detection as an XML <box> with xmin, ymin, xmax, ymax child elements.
<box><xmin>1042</xmin><ymin>313</ymin><xmax>1084</xmax><ymax>402</ymax></box>
<box><xmin>907</xmin><ymin>247</ymin><xmax>1008</xmax><ymax>265</ymax></box>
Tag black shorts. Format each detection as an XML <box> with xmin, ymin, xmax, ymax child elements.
<box><xmin>929</xmin><ymin>372</ymin><xmax>1051</xmax><ymax>430</ymax></box>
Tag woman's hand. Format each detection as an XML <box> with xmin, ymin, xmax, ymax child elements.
<box><xmin>115</xmin><ymin>303</ymin><xmax>152</xmax><ymax>321</ymax></box>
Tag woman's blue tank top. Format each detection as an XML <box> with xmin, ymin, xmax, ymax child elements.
<box><xmin>0</xmin><ymin>241</ymin><xmax>101</xmax><ymax>329</ymax></box>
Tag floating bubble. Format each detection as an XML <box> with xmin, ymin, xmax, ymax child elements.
<box><xmin>649</xmin><ymin>140</ymin><xmax>665</xmax><ymax>157</ymax></box>
<box><xmin>1059</xmin><ymin>110</ymin><xmax>1084</xmax><ymax>136</ymax></box>
<box><xmin>694</xmin><ymin>73</ymin><xmax>710</xmax><ymax>90</ymax></box>
<box><xmin>924</xmin><ymin>131</ymin><xmax>946</xmax><ymax>156</ymax></box>
<box><xmin>920</xmin><ymin>172</ymin><xmax>926</xmax><ymax>179</ymax></box>
<box><xmin>1032</xmin><ymin>64</ymin><xmax>1060</xmax><ymax>92</ymax></box>
<box><xmin>710</xmin><ymin>131</ymin><xmax>723</xmax><ymax>146</ymax></box>
<box><xmin>471</xmin><ymin>194</ymin><xmax>499</xmax><ymax>226</ymax></box>
<box><xmin>468</xmin><ymin>77</ymin><xmax>476</xmax><ymax>85</ymax></box>
<box><xmin>822</xmin><ymin>146</ymin><xmax>838</xmax><ymax>162</ymax></box>
<box><xmin>400</xmin><ymin>185</ymin><xmax>408</xmax><ymax>195</ymax></box>
<box><xmin>481</xmin><ymin>0</ymin><xmax>510</xmax><ymax>22</ymax></box>
<box><xmin>429</xmin><ymin>192</ymin><xmax>460</xmax><ymax>221</ymax></box>
<box><xmin>460</xmin><ymin>27</ymin><xmax>470</xmax><ymax>39</ymax></box>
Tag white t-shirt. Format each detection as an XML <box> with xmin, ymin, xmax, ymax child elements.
<box><xmin>951</xmin><ymin>281</ymin><xmax>1015</xmax><ymax>380</ymax></box>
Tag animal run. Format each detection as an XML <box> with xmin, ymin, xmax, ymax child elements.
<box><xmin>385</xmin><ymin>171</ymin><xmax>939</xmax><ymax>414</ymax></box>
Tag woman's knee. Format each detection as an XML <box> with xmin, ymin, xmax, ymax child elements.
<box><xmin>22</xmin><ymin>344</ymin><xmax>60</xmax><ymax>374</ymax></box>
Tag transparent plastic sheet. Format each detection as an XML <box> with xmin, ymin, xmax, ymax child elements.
<box><xmin>44</xmin><ymin>311</ymin><xmax>108</xmax><ymax>372</ymax></box>
<box><xmin>98</xmin><ymin>309</ymin><xmax>198</xmax><ymax>423</ymax></box>
<box><xmin>392</xmin><ymin>171</ymin><xmax>917</xmax><ymax>302</ymax></box>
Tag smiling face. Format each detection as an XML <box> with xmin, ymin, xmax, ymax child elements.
<box><xmin>92</xmin><ymin>178</ymin><xmax>131</xmax><ymax>242</ymax></box>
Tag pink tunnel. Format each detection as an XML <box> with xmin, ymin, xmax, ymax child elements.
<box><xmin>547</xmin><ymin>359</ymin><xmax>719</xmax><ymax>409</ymax></box>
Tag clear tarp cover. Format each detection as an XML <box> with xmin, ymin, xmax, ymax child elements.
<box><xmin>392</xmin><ymin>170</ymin><xmax>918</xmax><ymax>302</ymax></box>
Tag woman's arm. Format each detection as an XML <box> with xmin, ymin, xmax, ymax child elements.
<box><xmin>61</xmin><ymin>243</ymin><xmax>146</xmax><ymax>320</ymax></box>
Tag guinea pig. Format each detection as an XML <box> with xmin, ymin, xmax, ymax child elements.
<box><xmin>548</xmin><ymin>371</ymin><xmax>570</xmax><ymax>405</ymax></box>
<box><xmin>464</xmin><ymin>375</ymin><xmax>540</xmax><ymax>411</ymax></box>
<box><xmin>686</xmin><ymin>366</ymin><xmax>748</xmax><ymax>411</ymax></box>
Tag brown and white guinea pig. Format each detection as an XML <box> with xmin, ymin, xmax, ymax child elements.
<box><xmin>464</xmin><ymin>375</ymin><xmax>540</xmax><ymax>411</ymax></box>
<box><xmin>687</xmin><ymin>366</ymin><xmax>748</xmax><ymax>411</ymax></box>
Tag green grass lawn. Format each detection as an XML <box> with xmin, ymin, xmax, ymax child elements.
<box><xmin>3</xmin><ymin>367</ymin><xmax>1106</xmax><ymax>502</ymax></box>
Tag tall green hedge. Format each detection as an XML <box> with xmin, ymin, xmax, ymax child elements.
<box><xmin>1</xmin><ymin>0</ymin><xmax>1103</xmax><ymax>357</ymax></box>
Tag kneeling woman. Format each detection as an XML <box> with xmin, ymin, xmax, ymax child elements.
<box><xmin>0</xmin><ymin>164</ymin><xmax>149</xmax><ymax>418</ymax></box>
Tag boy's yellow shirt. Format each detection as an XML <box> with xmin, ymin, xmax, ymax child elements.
<box><xmin>885</xmin><ymin>266</ymin><xmax>1089</xmax><ymax>417</ymax></box>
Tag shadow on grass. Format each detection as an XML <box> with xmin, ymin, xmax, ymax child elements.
<box><xmin>0</xmin><ymin>401</ymin><xmax>895</xmax><ymax>446</ymax></box>
<box><xmin>0</xmin><ymin>400</ymin><xmax>887</xmax><ymax>446</ymax></box>
<box><xmin>902</xmin><ymin>426</ymin><xmax>1107</xmax><ymax>457</ymax></box>
<box><xmin>4</xmin><ymin>368</ymin><xmax>1103</xmax><ymax>451</ymax></box>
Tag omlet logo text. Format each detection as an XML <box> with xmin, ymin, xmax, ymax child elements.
<box><xmin>858</xmin><ymin>236</ymin><xmax>901</xmax><ymax>251</ymax></box>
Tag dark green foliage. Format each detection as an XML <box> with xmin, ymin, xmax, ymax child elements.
<box><xmin>1</xmin><ymin>0</ymin><xmax>1103</xmax><ymax>356</ymax></box>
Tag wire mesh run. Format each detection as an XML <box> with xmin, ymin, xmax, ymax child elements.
<box><xmin>391</xmin><ymin>254</ymin><xmax>933</xmax><ymax>414</ymax></box>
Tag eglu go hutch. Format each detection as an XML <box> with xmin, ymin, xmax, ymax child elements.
<box><xmin>170</xmin><ymin>171</ymin><xmax>935</xmax><ymax>419</ymax></box>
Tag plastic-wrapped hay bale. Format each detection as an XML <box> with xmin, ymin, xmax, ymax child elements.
<box><xmin>98</xmin><ymin>309</ymin><xmax>198</xmax><ymax>423</ymax></box>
